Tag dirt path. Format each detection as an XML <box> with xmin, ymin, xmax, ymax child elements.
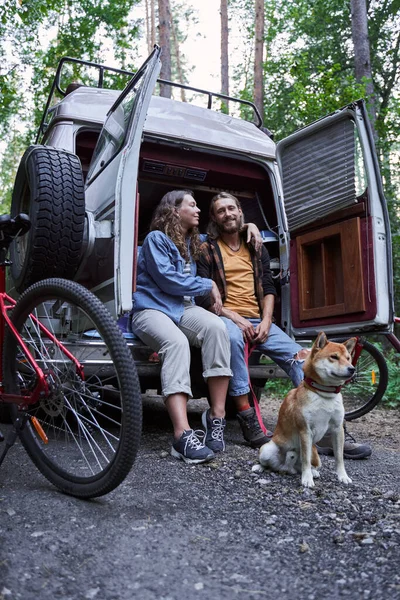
<box><xmin>1</xmin><ymin>396</ymin><xmax>399</xmax><ymax>600</ymax></box>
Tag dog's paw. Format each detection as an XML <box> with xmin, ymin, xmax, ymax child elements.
<box><xmin>252</xmin><ymin>464</ymin><xmax>265</xmax><ymax>474</ymax></box>
<box><xmin>311</xmin><ymin>467</ymin><xmax>320</xmax><ymax>478</ymax></box>
<box><xmin>301</xmin><ymin>474</ymin><xmax>315</xmax><ymax>488</ymax></box>
<box><xmin>280</xmin><ymin>467</ymin><xmax>297</xmax><ymax>475</ymax></box>
<box><xmin>338</xmin><ymin>473</ymin><xmax>352</xmax><ymax>485</ymax></box>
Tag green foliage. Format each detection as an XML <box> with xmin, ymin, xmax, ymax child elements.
<box><xmin>230</xmin><ymin>0</ymin><xmax>400</xmax><ymax>317</ymax></box>
<box><xmin>382</xmin><ymin>348</ymin><xmax>400</xmax><ymax>409</ymax></box>
<box><xmin>1</xmin><ymin>0</ymin><xmax>399</xmax><ymax>307</ymax></box>
<box><xmin>170</xmin><ymin>1</ymin><xmax>197</xmax><ymax>86</ymax></box>
<box><xmin>263</xmin><ymin>377</ymin><xmax>292</xmax><ymax>399</ymax></box>
<box><xmin>0</xmin><ymin>69</ymin><xmax>22</xmax><ymax>138</ymax></box>
<box><xmin>392</xmin><ymin>233</ymin><xmax>400</xmax><ymax>317</ymax></box>
<box><xmin>27</xmin><ymin>0</ymin><xmax>142</xmax><ymax>130</ymax></box>
<box><xmin>0</xmin><ymin>131</ymin><xmax>31</xmax><ymax>212</ymax></box>
<box><xmin>0</xmin><ymin>0</ymin><xmax>199</xmax><ymax>198</ymax></box>
<box><xmin>0</xmin><ymin>0</ymin><xmax>143</xmax><ymax>208</ymax></box>
<box><xmin>261</xmin><ymin>1</ymin><xmax>366</xmax><ymax>137</ymax></box>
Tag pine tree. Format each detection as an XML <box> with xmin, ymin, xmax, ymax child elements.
<box><xmin>254</xmin><ymin>0</ymin><xmax>264</xmax><ymax>121</ymax></box>
<box><xmin>221</xmin><ymin>0</ymin><xmax>229</xmax><ymax>113</ymax></box>
<box><xmin>158</xmin><ymin>0</ymin><xmax>172</xmax><ymax>98</ymax></box>
<box><xmin>350</xmin><ymin>0</ymin><xmax>377</xmax><ymax>136</ymax></box>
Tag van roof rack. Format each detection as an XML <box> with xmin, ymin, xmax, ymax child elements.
<box><xmin>35</xmin><ymin>55</ymin><xmax>263</xmax><ymax>143</ymax></box>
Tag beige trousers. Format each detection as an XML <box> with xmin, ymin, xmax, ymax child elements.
<box><xmin>131</xmin><ymin>304</ymin><xmax>232</xmax><ymax>399</ymax></box>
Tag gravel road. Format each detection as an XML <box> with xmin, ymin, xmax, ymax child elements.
<box><xmin>1</xmin><ymin>395</ymin><xmax>399</xmax><ymax>600</ymax></box>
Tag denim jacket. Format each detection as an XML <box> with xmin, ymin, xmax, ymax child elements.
<box><xmin>132</xmin><ymin>231</ymin><xmax>212</xmax><ymax>324</ymax></box>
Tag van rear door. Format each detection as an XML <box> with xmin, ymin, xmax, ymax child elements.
<box><xmin>276</xmin><ymin>100</ymin><xmax>394</xmax><ymax>338</ymax></box>
<box><xmin>84</xmin><ymin>47</ymin><xmax>161</xmax><ymax>315</ymax></box>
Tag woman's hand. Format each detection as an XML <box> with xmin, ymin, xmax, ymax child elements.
<box><xmin>210</xmin><ymin>281</ymin><xmax>223</xmax><ymax>315</ymax></box>
<box><xmin>245</xmin><ymin>223</ymin><xmax>263</xmax><ymax>253</ymax></box>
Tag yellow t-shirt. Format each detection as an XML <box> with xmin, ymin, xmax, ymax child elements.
<box><xmin>218</xmin><ymin>239</ymin><xmax>260</xmax><ymax>318</ymax></box>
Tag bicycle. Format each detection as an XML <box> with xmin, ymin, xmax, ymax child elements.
<box><xmin>332</xmin><ymin>323</ymin><xmax>400</xmax><ymax>421</ymax></box>
<box><xmin>0</xmin><ymin>214</ymin><xmax>142</xmax><ymax>498</ymax></box>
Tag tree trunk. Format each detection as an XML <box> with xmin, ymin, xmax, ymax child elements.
<box><xmin>350</xmin><ymin>0</ymin><xmax>377</xmax><ymax>137</ymax></box>
<box><xmin>254</xmin><ymin>0</ymin><xmax>264</xmax><ymax>122</ymax></box>
<box><xmin>171</xmin><ymin>16</ymin><xmax>186</xmax><ymax>102</ymax></box>
<box><xmin>145</xmin><ymin>0</ymin><xmax>151</xmax><ymax>53</ymax></box>
<box><xmin>158</xmin><ymin>0</ymin><xmax>172</xmax><ymax>98</ymax></box>
<box><xmin>150</xmin><ymin>0</ymin><xmax>156</xmax><ymax>49</ymax></box>
<box><xmin>220</xmin><ymin>0</ymin><xmax>229</xmax><ymax>113</ymax></box>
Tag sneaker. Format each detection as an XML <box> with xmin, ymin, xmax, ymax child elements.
<box><xmin>202</xmin><ymin>409</ymin><xmax>226</xmax><ymax>453</ymax></box>
<box><xmin>171</xmin><ymin>429</ymin><xmax>215</xmax><ymax>464</ymax></box>
<box><xmin>316</xmin><ymin>426</ymin><xmax>372</xmax><ymax>460</ymax></box>
<box><xmin>236</xmin><ymin>407</ymin><xmax>273</xmax><ymax>448</ymax></box>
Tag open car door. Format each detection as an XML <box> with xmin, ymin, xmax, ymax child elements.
<box><xmin>84</xmin><ymin>47</ymin><xmax>162</xmax><ymax>315</ymax></box>
<box><xmin>277</xmin><ymin>100</ymin><xmax>394</xmax><ymax>339</ymax></box>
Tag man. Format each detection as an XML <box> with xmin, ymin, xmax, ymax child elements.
<box><xmin>197</xmin><ymin>191</ymin><xmax>372</xmax><ymax>459</ymax></box>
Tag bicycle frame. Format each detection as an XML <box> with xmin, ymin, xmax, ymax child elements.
<box><xmin>350</xmin><ymin>338</ymin><xmax>364</xmax><ymax>366</ymax></box>
<box><xmin>0</xmin><ymin>264</ymin><xmax>84</xmax><ymax>408</ymax></box>
<box><xmin>386</xmin><ymin>317</ymin><xmax>400</xmax><ymax>353</ymax></box>
<box><xmin>0</xmin><ymin>220</ymin><xmax>141</xmax><ymax>497</ymax></box>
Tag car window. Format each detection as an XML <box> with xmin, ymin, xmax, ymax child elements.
<box><xmin>86</xmin><ymin>71</ymin><xmax>145</xmax><ymax>183</ymax></box>
<box><xmin>354</xmin><ymin>130</ymin><xmax>368</xmax><ymax>197</ymax></box>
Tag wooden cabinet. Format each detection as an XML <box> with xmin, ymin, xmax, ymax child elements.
<box><xmin>296</xmin><ymin>217</ymin><xmax>365</xmax><ymax>320</ymax></box>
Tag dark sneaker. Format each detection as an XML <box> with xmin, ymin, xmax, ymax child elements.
<box><xmin>316</xmin><ymin>427</ymin><xmax>372</xmax><ymax>460</ymax></box>
<box><xmin>202</xmin><ymin>409</ymin><xmax>226</xmax><ymax>453</ymax></box>
<box><xmin>171</xmin><ymin>429</ymin><xmax>215</xmax><ymax>464</ymax></box>
<box><xmin>236</xmin><ymin>407</ymin><xmax>273</xmax><ymax>448</ymax></box>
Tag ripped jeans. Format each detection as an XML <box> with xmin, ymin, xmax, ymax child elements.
<box><xmin>220</xmin><ymin>317</ymin><xmax>304</xmax><ymax>397</ymax></box>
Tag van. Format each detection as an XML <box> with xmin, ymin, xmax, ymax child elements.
<box><xmin>10</xmin><ymin>47</ymin><xmax>394</xmax><ymax>403</ymax></box>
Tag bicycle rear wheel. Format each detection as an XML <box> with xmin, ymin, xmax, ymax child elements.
<box><xmin>331</xmin><ymin>338</ymin><xmax>388</xmax><ymax>421</ymax></box>
<box><xmin>3</xmin><ymin>278</ymin><xmax>141</xmax><ymax>498</ymax></box>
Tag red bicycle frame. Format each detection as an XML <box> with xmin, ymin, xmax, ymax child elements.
<box><xmin>0</xmin><ymin>264</ymin><xmax>84</xmax><ymax>408</ymax></box>
<box><xmin>387</xmin><ymin>316</ymin><xmax>400</xmax><ymax>353</ymax></box>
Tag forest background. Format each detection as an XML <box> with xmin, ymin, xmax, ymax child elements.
<box><xmin>0</xmin><ymin>0</ymin><xmax>399</xmax><ymax>320</ymax></box>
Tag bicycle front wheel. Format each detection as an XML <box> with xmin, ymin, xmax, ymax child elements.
<box><xmin>331</xmin><ymin>338</ymin><xmax>388</xmax><ymax>421</ymax></box>
<box><xmin>3</xmin><ymin>279</ymin><xmax>141</xmax><ymax>498</ymax></box>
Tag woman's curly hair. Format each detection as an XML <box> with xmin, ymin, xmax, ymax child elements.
<box><xmin>150</xmin><ymin>189</ymin><xmax>202</xmax><ymax>261</ymax></box>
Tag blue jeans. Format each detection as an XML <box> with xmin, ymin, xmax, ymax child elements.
<box><xmin>220</xmin><ymin>317</ymin><xmax>304</xmax><ymax>397</ymax></box>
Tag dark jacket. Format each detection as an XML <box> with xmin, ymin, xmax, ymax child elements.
<box><xmin>196</xmin><ymin>236</ymin><xmax>276</xmax><ymax>316</ymax></box>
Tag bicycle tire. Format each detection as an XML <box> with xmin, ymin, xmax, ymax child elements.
<box><xmin>3</xmin><ymin>278</ymin><xmax>142</xmax><ymax>498</ymax></box>
<box><xmin>331</xmin><ymin>337</ymin><xmax>388</xmax><ymax>421</ymax></box>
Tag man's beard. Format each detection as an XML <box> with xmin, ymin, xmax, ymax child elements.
<box><xmin>217</xmin><ymin>216</ymin><xmax>242</xmax><ymax>234</ymax></box>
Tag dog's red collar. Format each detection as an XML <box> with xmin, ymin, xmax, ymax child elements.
<box><xmin>304</xmin><ymin>377</ymin><xmax>342</xmax><ymax>394</ymax></box>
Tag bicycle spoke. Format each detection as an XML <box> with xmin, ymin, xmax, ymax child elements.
<box><xmin>11</xmin><ymin>296</ymin><xmax>126</xmax><ymax>478</ymax></box>
<box><xmin>4</xmin><ymin>278</ymin><xmax>141</xmax><ymax>498</ymax></box>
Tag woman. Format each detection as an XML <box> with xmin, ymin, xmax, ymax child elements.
<box><xmin>132</xmin><ymin>189</ymin><xmax>232</xmax><ymax>464</ymax></box>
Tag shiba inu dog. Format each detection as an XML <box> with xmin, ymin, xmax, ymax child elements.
<box><xmin>252</xmin><ymin>332</ymin><xmax>357</xmax><ymax>488</ymax></box>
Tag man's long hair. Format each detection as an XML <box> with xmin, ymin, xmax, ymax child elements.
<box><xmin>150</xmin><ymin>189</ymin><xmax>202</xmax><ymax>260</ymax></box>
<box><xmin>207</xmin><ymin>191</ymin><xmax>244</xmax><ymax>239</ymax></box>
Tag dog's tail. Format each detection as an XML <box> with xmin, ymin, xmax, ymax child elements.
<box><xmin>259</xmin><ymin>441</ymin><xmax>281</xmax><ymax>470</ymax></box>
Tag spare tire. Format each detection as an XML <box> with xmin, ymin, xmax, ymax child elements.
<box><xmin>10</xmin><ymin>145</ymin><xmax>85</xmax><ymax>292</ymax></box>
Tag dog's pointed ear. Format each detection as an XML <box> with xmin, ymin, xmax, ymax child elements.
<box><xmin>313</xmin><ymin>331</ymin><xmax>328</xmax><ymax>351</ymax></box>
<box><xmin>343</xmin><ymin>337</ymin><xmax>357</xmax><ymax>356</ymax></box>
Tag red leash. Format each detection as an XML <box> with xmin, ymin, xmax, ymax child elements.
<box><xmin>244</xmin><ymin>342</ymin><xmax>268</xmax><ymax>435</ymax></box>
